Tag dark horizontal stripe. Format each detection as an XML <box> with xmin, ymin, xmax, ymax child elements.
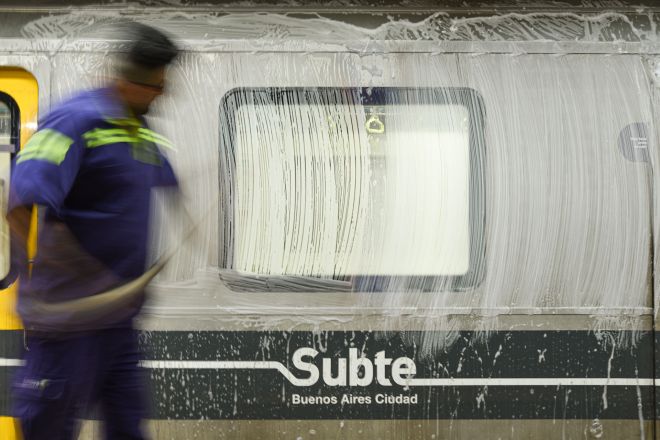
<box><xmin>0</xmin><ymin>329</ymin><xmax>657</xmax><ymax>420</ymax></box>
<box><xmin>138</xmin><ymin>330</ymin><xmax>655</xmax><ymax>379</ymax></box>
<box><xmin>148</xmin><ymin>373</ymin><xmax>655</xmax><ymax>420</ymax></box>
<box><xmin>0</xmin><ymin>329</ymin><xmax>655</xmax><ymax>378</ymax></box>
<box><xmin>0</xmin><ymin>366</ymin><xmax>654</xmax><ymax>420</ymax></box>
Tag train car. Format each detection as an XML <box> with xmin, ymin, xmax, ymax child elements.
<box><xmin>0</xmin><ymin>1</ymin><xmax>658</xmax><ymax>438</ymax></box>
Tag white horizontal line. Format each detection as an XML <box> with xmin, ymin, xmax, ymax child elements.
<box><xmin>141</xmin><ymin>360</ymin><xmax>282</xmax><ymax>370</ymax></box>
<box><xmin>1</xmin><ymin>358</ymin><xmax>654</xmax><ymax>387</ymax></box>
<box><xmin>406</xmin><ymin>378</ymin><xmax>655</xmax><ymax>387</ymax></box>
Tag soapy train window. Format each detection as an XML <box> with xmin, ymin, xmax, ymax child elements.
<box><xmin>219</xmin><ymin>88</ymin><xmax>485</xmax><ymax>292</ymax></box>
<box><xmin>0</xmin><ymin>92</ymin><xmax>19</xmax><ymax>281</ymax></box>
<box><xmin>0</xmin><ymin>95</ymin><xmax>15</xmax><ymax>147</ymax></box>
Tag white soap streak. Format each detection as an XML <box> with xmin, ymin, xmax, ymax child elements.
<box><xmin>229</xmin><ymin>100</ymin><xmax>469</xmax><ymax>277</ymax></box>
<box><xmin>50</xmin><ymin>49</ymin><xmax>654</xmax><ymax>340</ymax></box>
<box><xmin>231</xmin><ymin>97</ymin><xmax>369</xmax><ymax>277</ymax></box>
<box><xmin>465</xmin><ymin>53</ymin><xmax>652</xmax><ymax>312</ymax></box>
<box><xmin>354</xmin><ymin>53</ymin><xmax>651</xmax><ymax>352</ymax></box>
<box><xmin>599</xmin><ymin>332</ymin><xmax>616</xmax><ymax>410</ymax></box>
<box><xmin>16</xmin><ymin>11</ymin><xmax>658</xmax><ymax>365</ymax></box>
<box><xmin>0</xmin><ymin>102</ymin><xmax>11</xmax><ymax>279</ymax></box>
<box><xmin>16</xmin><ymin>9</ymin><xmax>660</xmax><ymax>45</ymax></box>
<box><xmin>636</xmin><ymin>366</ymin><xmax>647</xmax><ymax>440</ymax></box>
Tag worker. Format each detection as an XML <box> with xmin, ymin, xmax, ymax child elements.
<box><xmin>8</xmin><ymin>22</ymin><xmax>179</xmax><ymax>439</ymax></box>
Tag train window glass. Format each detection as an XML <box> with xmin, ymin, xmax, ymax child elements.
<box><xmin>0</xmin><ymin>92</ymin><xmax>18</xmax><ymax>280</ymax></box>
<box><xmin>219</xmin><ymin>88</ymin><xmax>485</xmax><ymax>291</ymax></box>
<box><xmin>0</xmin><ymin>101</ymin><xmax>10</xmax><ymax>145</ymax></box>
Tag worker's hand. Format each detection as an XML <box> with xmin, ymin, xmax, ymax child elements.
<box><xmin>7</xmin><ymin>204</ymin><xmax>34</xmax><ymax>278</ymax></box>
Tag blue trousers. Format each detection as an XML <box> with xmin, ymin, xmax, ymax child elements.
<box><xmin>12</xmin><ymin>327</ymin><xmax>147</xmax><ymax>440</ymax></box>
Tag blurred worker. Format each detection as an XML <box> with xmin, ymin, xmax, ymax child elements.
<box><xmin>8</xmin><ymin>22</ymin><xmax>178</xmax><ymax>439</ymax></box>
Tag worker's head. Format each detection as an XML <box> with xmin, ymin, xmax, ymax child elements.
<box><xmin>114</xmin><ymin>22</ymin><xmax>178</xmax><ymax>116</ymax></box>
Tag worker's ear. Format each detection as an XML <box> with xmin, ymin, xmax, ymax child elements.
<box><xmin>114</xmin><ymin>78</ymin><xmax>130</xmax><ymax>95</ymax></box>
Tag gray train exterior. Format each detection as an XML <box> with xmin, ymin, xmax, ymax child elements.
<box><xmin>0</xmin><ymin>2</ymin><xmax>659</xmax><ymax>439</ymax></box>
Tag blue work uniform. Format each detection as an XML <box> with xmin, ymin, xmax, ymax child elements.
<box><xmin>9</xmin><ymin>87</ymin><xmax>177</xmax><ymax>440</ymax></box>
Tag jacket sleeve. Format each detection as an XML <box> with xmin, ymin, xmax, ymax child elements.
<box><xmin>9</xmin><ymin>107</ymin><xmax>86</xmax><ymax>215</ymax></box>
<box><xmin>155</xmin><ymin>153</ymin><xmax>178</xmax><ymax>187</ymax></box>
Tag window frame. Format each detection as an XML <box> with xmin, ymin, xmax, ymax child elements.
<box><xmin>218</xmin><ymin>87</ymin><xmax>486</xmax><ymax>292</ymax></box>
<box><xmin>0</xmin><ymin>91</ymin><xmax>19</xmax><ymax>286</ymax></box>
<box><xmin>0</xmin><ymin>91</ymin><xmax>19</xmax><ymax>153</ymax></box>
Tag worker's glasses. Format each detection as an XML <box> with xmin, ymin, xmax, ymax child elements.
<box><xmin>129</xmin><ymin>80</ymin><xmax>165</xmax><ymax>92</ymax></box>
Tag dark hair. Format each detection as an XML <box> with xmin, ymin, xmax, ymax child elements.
<box><xmin>125</xmin><ymin>22</ymin><xmax>178</xmax><ymax>69</ymax></box>
<box><xmin>116</xmin><ymin>22</ymin><xmax>178</xmax><ymax>81</ymax></box>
